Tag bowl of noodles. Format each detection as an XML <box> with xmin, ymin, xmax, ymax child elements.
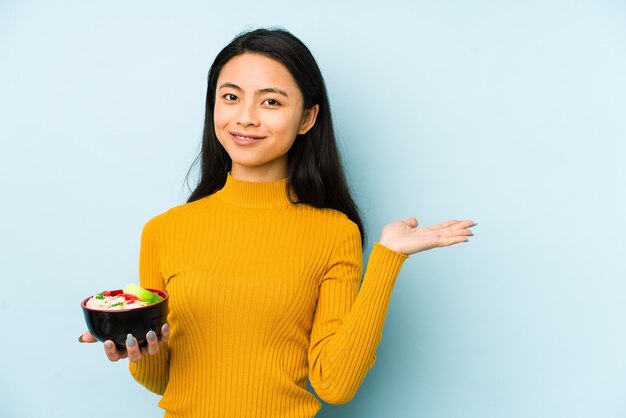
<box><xmin>81</xmin><ymin>284</ymin><xmax>168</xmax><ymax>350</ymax></box>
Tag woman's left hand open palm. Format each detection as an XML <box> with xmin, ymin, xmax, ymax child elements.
<box><xmin>379</xmin><ymin>217</ymin><xmax>475</xmax><ymax>256</ymax></box>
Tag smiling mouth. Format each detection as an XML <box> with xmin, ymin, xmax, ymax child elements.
<box><xmin>230</xmin><ymin>132</ymin><xmax>266</xmax><ymax>140</ymax></box>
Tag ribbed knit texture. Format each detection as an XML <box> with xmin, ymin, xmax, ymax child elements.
<box><xmin>128</xmin><ymin>172</ymin><xmax>408</xmax><ymax>418</ymax></box>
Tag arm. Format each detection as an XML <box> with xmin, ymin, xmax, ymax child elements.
<box><xmin>127</xmin><ymin>213</ymin><xmax>170</xmax><ymax>395</ymax></box>
<box><xmin>308</xmin><ymin>219</ymin><xmax>408</xmax><ymax>404</ymax></box>
<box><xmin>308</xmin><ymin>215</ymin><xmax>475</xmax><ymax>404</ymax></box>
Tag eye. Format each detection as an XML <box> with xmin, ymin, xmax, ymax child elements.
<box><xmin>262</xmin><ymin>98</ymin><xmax>281</xmax><ymax>107</ymax></box>
<box><xmin>222</xmin><ymin>93</ymin><xmax>238</xmax><ymax>101</ymax></box>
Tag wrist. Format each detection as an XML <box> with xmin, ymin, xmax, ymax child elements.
<box><xmin>378</xmin><ymin>236</ymin><xmax>402</xmax><ymax>254</ymax></box>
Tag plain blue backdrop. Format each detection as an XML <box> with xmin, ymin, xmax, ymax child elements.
<box><xmin>1</xmin><ymin>0</ymin><xmax>625</xmax><ymax>417</ymax></box>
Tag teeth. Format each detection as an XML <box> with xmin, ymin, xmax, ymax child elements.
<box><xmin>235</xmin><ymin>134</ymin><xmax>257</xmax><ymax>140</ymax></box>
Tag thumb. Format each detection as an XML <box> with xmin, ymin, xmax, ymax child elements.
<box><xmin>405</xmin><ymin>217</ymin><xmax>418</xmax><ymax>228</ymax></box>
<box><xmin>78</xmin><ymin>331</ymin><xmax>97</xmax><ymax>343</ymax></box>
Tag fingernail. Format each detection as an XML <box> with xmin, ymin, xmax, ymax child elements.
<box><xmin>147</xmin><ymin>331</ymin><xmax>156</xmax><ymax>341</ymax></box>
<box><xmin>78</xmin><ymin>335</ymin><xmax>84</xmax><ymax>343</ymax></box>
<box><xmin>126</xmin><ymin>333</ymin><xmax>136</xmax><ymax>347</ymax></box>
<box><xmin>104</xmin><ymin>342</ymin><xmax>113</xmax><ymax>349</ymax></box>
<box><xmin>163</xmin><ymin>323</ymin><xmax>169</xmax><ymax>333</ymax></box>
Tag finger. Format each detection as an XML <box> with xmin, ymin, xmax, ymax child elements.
<box><xmin>146</xmin><ymin>330</ymin><xmax>159</xmax><ymax>355</ymax></box>
<box><xmin>448</xmin><ymin>221</ymin><xmax>476</xmax><ymax>237</ymax></box>
<box><xmin>159</xmin><ymin>323</ymin><xmax>170</xmax><ymax>344</ymax></box>
<box><xmin>438</xmin><ymin>235</ymin><xmax>471</xmax><ymax>247</ymax></box>
<box><xmin>434</xmin><ymin>219</ymin><xmax>476</xmax><ymax>232</ymax></box>
<box><xmin>449</xmin><ymin>220</ymin><xmax>475</xmax><ymax>230</ymax></box>
<box><xmin>430</xmin><ymin>220</ymin><xmax>459</xmax><ymax>230</ymax></box>
<box><xmin>451</xmin><ymin>227</ymin><xmax>474</xmax><ymax>236</ymax></box>
<box><xmin>435</xmin><ymin>227</ymin><xmax>471</xmax><ymax>238</ymax></box>
<box><xmin>126</xmin><ymin>334</ymin><xmax>142</xmax><ymax>363</ymax></box>
<box><xmin>405</xmin><ymin>217</ymin><xmax>418</xmax><ymax>228</ymax></box>
<box><xmin>78</xmin><ymin>331</ymin><xmax>97</xmax><ymax>343</ymax></box>
<box><xmin>104</xmin><ymin>340</ymin><xmax>126</xmax><ymax>362</ymax></box>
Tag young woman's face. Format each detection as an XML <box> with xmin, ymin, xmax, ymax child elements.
<box><xmin>214</xmin><ymin>53</ymin><xmax>318</xmax><ymax>182</ymax></box>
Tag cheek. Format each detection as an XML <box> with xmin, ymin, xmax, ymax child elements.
<box><xmin>264</xmin><ymin>111</ymin><xmax>303</xmax><ymax>136</ymax></box>
<box><xmin>213</xmin><ymin>103</ymin><xmax>230</xmax><ymax>128</ymax></box>
<box><xmin>212</xmin><ymin>107</ymin><xmax>231</xmax><ymax>146</ymax></box>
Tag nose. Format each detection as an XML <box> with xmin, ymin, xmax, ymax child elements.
<box><xmin>236</xmin><ymin>102</ymin><xmax>260</xmax><ymax>127</ymax></box>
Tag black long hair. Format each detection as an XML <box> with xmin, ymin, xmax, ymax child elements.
<box><xmin>186</xmin><ymin>28</ymin><xmax>366</xmax><ymax>247</ymax></box>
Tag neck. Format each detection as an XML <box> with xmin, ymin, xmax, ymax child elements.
<box><xmin>214</xmin><ymin>171</ymin><xmax>297</xmax><ymax>208</ymax></box>
<box><xmin>230</xmin><ymin>164</ymin><xmax>288</xmax><ymax>183</ymax></box>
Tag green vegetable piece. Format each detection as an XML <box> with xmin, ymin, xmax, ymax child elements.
<box><xmin>110</xmin><ymin>302</ymin><xmax>124</xmax><ymax>307</ymax></box>
<box><xmin>123</xmin><ymin>283</ymin><xmax>162</xmax><ymax>304</ymax></box>
<box><xmin>95</xmin><ymin>292</ymin><xmax>105</xmax><ymax>300</ymax></box>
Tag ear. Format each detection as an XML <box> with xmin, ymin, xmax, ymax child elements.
<box><xmin>298</xmin><ymin>104</ymin><xmax>319</xmax><ymax>135</ymax></box>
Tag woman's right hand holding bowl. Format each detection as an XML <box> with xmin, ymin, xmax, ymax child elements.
<box><xmin>79</xmin><ymin>323</ymin><xmax>170</xmax><ymax>363</ymax></box>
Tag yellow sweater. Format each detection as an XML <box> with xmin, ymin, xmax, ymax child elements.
<box><xmin>129</xmin><ymin>172</ymin><xmax>408</xmax><ymax>417</ymax></box>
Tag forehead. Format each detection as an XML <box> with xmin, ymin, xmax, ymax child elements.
<box><xmin>217</xmin><ymin>53</ymin><xmax>301</xmax><ymax>95</ymax></box>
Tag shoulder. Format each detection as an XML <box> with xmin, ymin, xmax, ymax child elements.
<box><xmin>295</xmin><ymin>205</ymin><xmax>361</xmax><ymax>246</ymax></box>
<box><xmin>332</xmin><ymin>212</ymin><xmax>361</xmax><ymax>248</ymax></box>
<box><xmin>330</xmin><ymin>210</ymin><xmax>360</xmax><ymax>239</ymax></box>
<box><xmin>295</xmin><ymin>204</ymin><xmax>356</xmax><ymax>227</ymax></box>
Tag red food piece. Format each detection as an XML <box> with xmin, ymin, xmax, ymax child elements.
<box><xmin>123</xmin><ymin>293</ymin><xmax>139</xmax><ymax>303</ymax></box>
<box><xmin>103</xmin><ymin>291</ymin><xmax>112</xmax><ymax>296</ymax></box>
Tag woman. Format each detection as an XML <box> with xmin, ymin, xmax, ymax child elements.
<box><xmin>80</xmin><ymin>28</ymin><xmax>474</xmax><ymax>417</ymax></box>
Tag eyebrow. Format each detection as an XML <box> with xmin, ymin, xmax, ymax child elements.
<box><xmin>218</xmin><ymin>82</ymin><xmax>289</xmax><ymax>98</ymax></box>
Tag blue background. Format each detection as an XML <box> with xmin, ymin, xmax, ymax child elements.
<box><xmin>1</xmin><ymin>1</ymin><xmax>625</xmax><ymax>417</ymax></box>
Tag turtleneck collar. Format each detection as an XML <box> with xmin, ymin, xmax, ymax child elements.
<box><xmin>215</xmin><ymin>172</ymin><xmax>297</xmax><ymax>208</ymax></box>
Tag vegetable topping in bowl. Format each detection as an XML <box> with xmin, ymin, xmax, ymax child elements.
<box><xmin>85</xmin><ymin>283</ymin><xmax>163</xmax><ymax>310</ymax></box>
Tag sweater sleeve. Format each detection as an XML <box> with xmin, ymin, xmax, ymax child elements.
<box><xmin>128</xmin><ymin>213</ymin><xmax>170</xmax><ymax>395</ymax></box>
<box><xmin>308</xmin><ymin>218</ymin><xmax>408</xmax><ymax>404</ymax></box>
